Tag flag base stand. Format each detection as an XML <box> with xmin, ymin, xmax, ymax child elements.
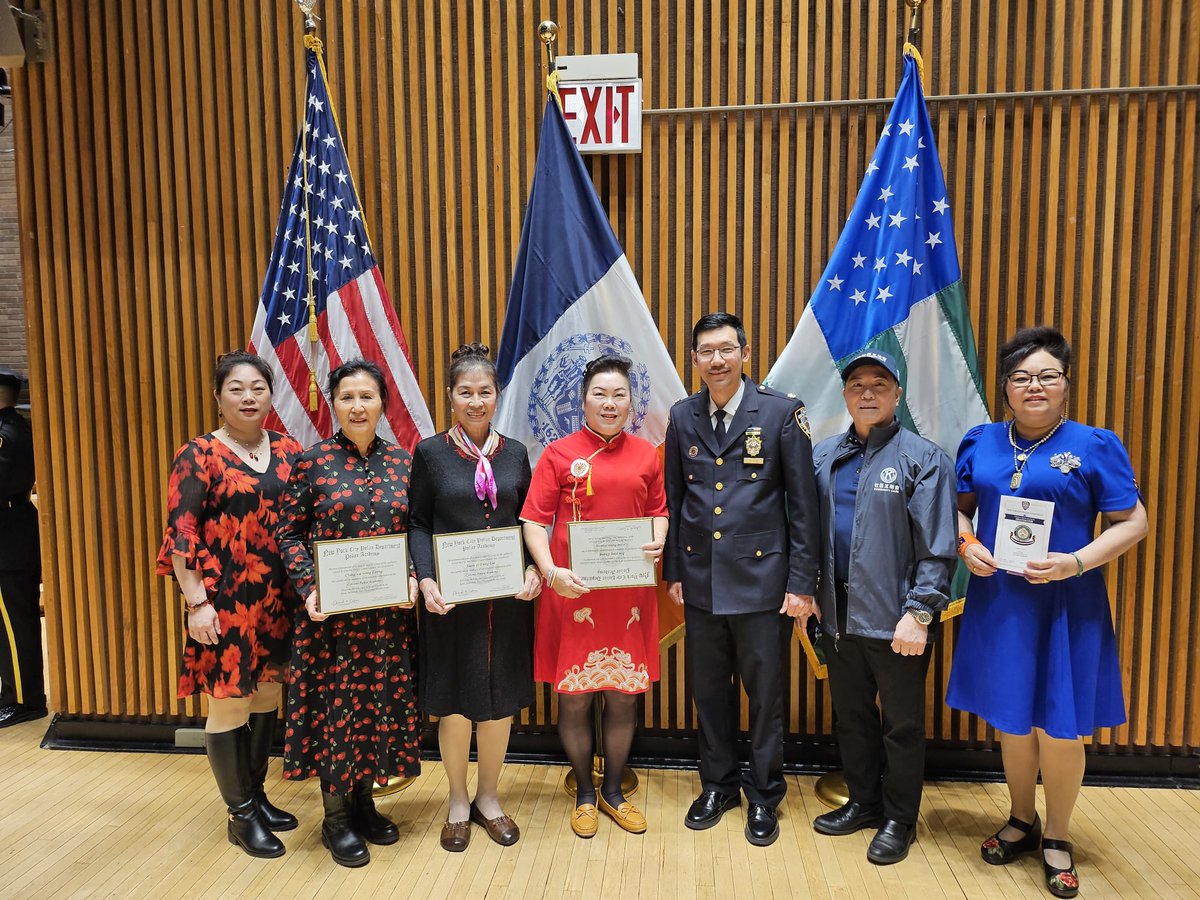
<box><xmin>814</xmin><ymin>771</ymin><xmax>850</xmax><ymax>809</ymax></box>
<box><xmin>558</xmin><ymin>696</ymin><xmax>639</xmax><ymax>798</ymax></box>
<box><xmin>372</xmin><ymin>775</ymin><xmax>416</xmax><ymax>797</ymax></box>
<box><xmin>562</xmin><ymin>762</ymin><xmax>639</xmax><ymax>798</ymax></box>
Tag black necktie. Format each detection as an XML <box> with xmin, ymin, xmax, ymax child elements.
<box><xmin>714</xmin><ymin>408</ymin><xmax>727</xmax><ymax>444</ymax></box>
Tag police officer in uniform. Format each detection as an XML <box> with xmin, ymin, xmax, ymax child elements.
<box><xmin>663</xmin><ymin>313</ymin><xmax>820</xmax><ymax>846</ymax></box>
<box><xmin>0</xmin><ymin>367</ymin><xmax>46</xmax><ymax>728</ymax></box>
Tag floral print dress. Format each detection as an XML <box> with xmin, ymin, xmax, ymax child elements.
<box><xmin>156</xmin><ymin>432</ymin><xmax>303</xmax><ymax>699</ymax></box>
<box><xmin>276</xmin><ymin>430</ymin><xmax>421</xmax><ymax>791</ymax></box>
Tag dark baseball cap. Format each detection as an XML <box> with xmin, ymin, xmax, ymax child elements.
<box><xmin>0</xmin><ymin>367</ymin><xmax>27</xmax><ymax>391</ymax></box>
<box><xmin>840</xmin><ymin>350</ymin><xmax>900</xmax><ymax>383</ymax></box>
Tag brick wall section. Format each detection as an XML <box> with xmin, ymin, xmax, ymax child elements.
<box><xmin>0</xmin><ymin>94</ymin><xmax>25</xmax><ymax>380</ymax></box>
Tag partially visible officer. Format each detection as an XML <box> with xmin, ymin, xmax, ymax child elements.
<box><xmin>0</xmin><ymin>366</ymin><xmax>46</xmax><ymax>728</ymax></box>
<box><xmin>803</xmin><ymin>350</ymin><xmax>956</xmax><ymax>864</ymax></box>
<box><xmin>663</xmin><ymin>312</ymin><xmax>820</xmax><ymax>847</ymax></box>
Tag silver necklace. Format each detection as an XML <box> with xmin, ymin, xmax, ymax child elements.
<box><xmin>1007</xmin><ymin>417</ymin><xmax>1065</xmax><ymax>490</ymax></box>
<box><xmin>222</xmin><ymin>426</ymin><xmax>267</xmax><ymax>462</ymax></box>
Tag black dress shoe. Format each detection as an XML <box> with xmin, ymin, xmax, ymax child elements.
<box><xmin>745</xmin><ymin>804</ymin><xmax>780</xmax><ymax>847</ymax></box>
<box><xmin>0</xmin><ymin>704</ymin><xmax>48</xmax><ymax>728</ymax></box>
<box><xmin>685</xmin><ymin>790</ymin><xmax>740</xmax><ymax>831</ymax></box>
<box><xmin>867</xmin><ymin>820</ymin><xmax>916</xmax><ymax>865</ymax></box>
<box><xmin>813</xmin><ymin>800</ymin><xmax>885</xmax><ymax>836</ymax></box>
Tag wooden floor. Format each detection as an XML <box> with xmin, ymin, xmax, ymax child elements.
<box><xmin>2</xmin><ymin>719</ymin><xmax>1199</xmax><ymax>899</ymax></box>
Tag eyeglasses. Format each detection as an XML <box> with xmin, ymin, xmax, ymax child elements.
<box><xmin>1007</xmin><ymin>369</ymin><xmax>1066</xmax><ymax>388</ymax></box>
<box><xmin>695</xmin><ymin>346</ymin><xmax>743</xmax><ymax>362</ymax></box>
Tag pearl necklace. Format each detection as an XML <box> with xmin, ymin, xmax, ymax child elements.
<box><xmin>222</xmin><ymin>426</ymin><xmax>268</xmax><ymax>462</ymax></box>
<box><xmin>1007</xmin><ymin>416</ymin><xmax>1065</xmax><ymax>490</ymax></box>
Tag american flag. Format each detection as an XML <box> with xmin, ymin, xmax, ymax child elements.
<box><xmin>249</xmin><ymin>44</ymin><xmax>433</xmax><ymax>450</ymax></box>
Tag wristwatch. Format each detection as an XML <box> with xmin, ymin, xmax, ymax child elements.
<box><xmin>905</xmin><ymin>607</ymin><xmax>934</xmax><ymax>626</ymax></box>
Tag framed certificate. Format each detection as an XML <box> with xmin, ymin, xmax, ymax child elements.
<box><xmin>433</xmin><ymin>526</ymin><xmax>527</xmax><ymax>604</ymax></box>
<box><xmin>993</xmin><ymin>495</ymin><xmax>1054</xmax><ymax>574</ymax></box>
<box><xmin>313</xmin><ymin>534</ymin><xmax>412</xmax><ymax>615</ymax></box>
<box><xmin>567</xmin><ymin>517</ymin><xmax>657</xmax><ymax>590</ymax></box>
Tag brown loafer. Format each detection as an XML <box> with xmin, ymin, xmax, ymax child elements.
<box><xmin>571</xmin><ymin>803</ymin><xmax>599</xmax><ymax>838</ymax></box>
<box><xmin>470</xmin><ymin>802</ymin><xmax>520</xmax><ymax>846</ymax></box>
<box><xmin>440</xmin><ymin>819</ymin><xmax>470</xmax><ymax>852</ymax></box>
<box><xmin>598</xmin><ymin>796</ymin><xmax>647</xmax><ymax>834</ymax></box>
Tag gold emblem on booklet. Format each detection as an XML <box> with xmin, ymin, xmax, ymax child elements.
<box><xmin>743</xmin><ymin>427</ymin><xmax>764</xmax><ymax>465</ymax></box>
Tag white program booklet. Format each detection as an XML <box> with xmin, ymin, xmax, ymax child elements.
<box><xmin>993</xmin><ymin>495</ymin><xmax>1054</xmax><ymax>574</ymax></box>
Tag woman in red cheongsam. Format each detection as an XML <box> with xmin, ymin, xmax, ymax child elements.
<box><xmin>157</xmin><ymin>350</ymin><xmax>303</xmax><ymax>860</ymax></box>
<box><xmin>277</xmin><ymin>358</ymin><xmax>421</xmax><ymax>869</ymax></box>
<box><xmin>521</xmin><ymin>355</ymin><xmax>668</xmax><ymax>840</ymax></box>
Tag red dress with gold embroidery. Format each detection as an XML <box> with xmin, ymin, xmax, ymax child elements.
<box><xmin>156</xmin><ymin>432</ymin><xmax>303</xmax><ymax>699</ymax></box>
<box><xmin>521</xmin><ymin>428</ymin><xmax>667</xmax><ymax>695</ymax></box>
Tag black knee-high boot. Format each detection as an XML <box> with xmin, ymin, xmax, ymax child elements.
<box><xmin>206</xmin><ymin>728</ymin><xmax>285</xmax><ymax>859</ymax></box>
<box><xmin>349</xmin><ymin>779</ymin><xmax>399</xmax><ymax>845</ymax></box>
<box><xmin>246</xmin><ymin>712</ymin><xmax>298</xmax><ymax>831</ymax></box>
<box><xmin>321</xmin><ymin>780</ymin><xmax>370</xmax><ymax>867</ymax></box>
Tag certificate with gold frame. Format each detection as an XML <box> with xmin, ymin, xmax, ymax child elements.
<box><xmin>433</xmin><ymin>526</ymin><xmax>527</xmax><ymax>604</ymax></box>
<box><xmin>314</xmin><ymin>534</ymin><xmax>412</xmax><ymax>615</ymax></box>
<box><xmin>567</xmin><ymin>517</ymin><xmax>657</xmax><ymax>590</ymax></box>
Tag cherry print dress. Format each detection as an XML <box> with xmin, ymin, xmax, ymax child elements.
<box><xmin>276</xmin><ymin>430</ymin><xmax>421</xmax><ymax>792</ymax></box>
<box><xmin>156</xmin><ymin>432</ymin><xmax>303</xmax><ymax>699</ymax></box>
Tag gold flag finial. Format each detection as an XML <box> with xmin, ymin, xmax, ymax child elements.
<box><xmin>296</xmin><ymin>0</ymin><xmax>320</xmax><ymax>32</ymax></box>
<box><xmin>538</xmin><ymin>21</ymin><xmax>561</xmax><ymax>103</ymax></box>
<box><xmin>902</xmin><ymin>0</ymin><xmax>925</xmax><ymax>84</ymax></box>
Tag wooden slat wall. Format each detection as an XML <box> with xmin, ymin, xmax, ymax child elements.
<box><xmin>12</xmin><ymin>1</ymin><xmax>1200</xmax><ymax>757</ymax></box>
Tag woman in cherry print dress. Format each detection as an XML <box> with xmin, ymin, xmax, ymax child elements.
<box><xmin>277</xmin><ymin>359</ymin><xmax>422</xmax><ymax>868</ymax></box>
<box><xmin>157</xmin><ymin>350</ymin><xmax>303</xmax><ymax>859</ymax></box>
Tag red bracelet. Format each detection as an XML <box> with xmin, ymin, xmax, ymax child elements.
<box><xmin>184</xmin><ymin>598</ymin><xmax>213</xmax><ymax>613</ymax></box>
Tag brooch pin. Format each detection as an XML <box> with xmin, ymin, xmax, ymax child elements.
<box><xmin>688</xmin><ymin>445</ymin><xmax>699</xmax><ymax>459</ymax></box>
<box><xmin>569</xmin><ymin>458</ymin><xmax>591</xmax><ymax>480</ymax></box>
<box><xmin>1049</xmin><ymin>451</ymin><xmax>1081</xmax><ymax>474</ymax></box>
<box><xmin>743</xmin><ymin>427</ymin><xmax>764</xmax><ymax>465</ymax></box>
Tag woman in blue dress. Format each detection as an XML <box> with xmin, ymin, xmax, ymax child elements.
<box><xmin>948</xmin><ymin>326</ymin><xmax>1147</xmax><ymax>899</ymax></box>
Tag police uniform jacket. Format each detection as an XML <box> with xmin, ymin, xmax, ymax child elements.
<box><xmin>0</xmin><ymin>406</ymin><xmax>39</xmax><ymax>577</ymax></box>
<box><xmin>812</xmin><ymin>419</ymin><xmax>956</xmax><ymax>641</ymax></box>
<box><xmin>663</xmin><ymin>377</ymin><xmax>820</xmax><ymax>614</ymax></box>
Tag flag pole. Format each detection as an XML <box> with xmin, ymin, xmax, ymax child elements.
<box><xmin>814</xmin><ymin>0</ymin><xmax>925</xmax><ymax>813</ymax></box>
<box><xmin>536</xmin><ymin>19</ymin><xmax>639</xmax><ymax>803</ymax></box>
<box><xmin>294</xmin><ymin>0</ymin><xmax>322</xmax><ymax>413</ymax></box>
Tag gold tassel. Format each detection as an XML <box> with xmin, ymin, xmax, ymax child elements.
<box><xmin>586</xmin><ymin>470</ymin><xmax>593</xmax><ymax>496</ymax></box>
<box><xmin>308</xmin><ymin>371</ymin><xmax>319</xmax><ymax>412</ymax></box>
<box><xmin>902</xmin><ymin>42</ymin><xmax>925</xmax><ymax>85</ymax></box>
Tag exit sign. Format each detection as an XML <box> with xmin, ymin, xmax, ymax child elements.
<box><xmin>555</xmin><ymin>53</ymin><xmax>642</xmax><ymax>154</ymax></box>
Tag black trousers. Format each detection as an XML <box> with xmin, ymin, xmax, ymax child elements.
<box><xmin>825</xmin><ymin>630</ymin><xmax>931</xmax><ymax>825</ymax></box>
<box><xmin>684</xmin><ymin>605</ymin><xmax>791</xmax><ymax>807</ymax></box>
<box><xmin>0</xmin><ymin>569</ymin><xmax>44</xmax><ymax>708</ymax></box>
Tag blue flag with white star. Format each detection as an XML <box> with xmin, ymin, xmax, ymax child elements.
<box><xmin>766</xmin><ymin>56</ymin><xmax>988</xmax><ymax>455</ymax></box>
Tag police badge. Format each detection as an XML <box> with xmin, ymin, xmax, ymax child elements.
<box><xmin>743</xmin><ymin>427</ymin><xmax>764</xmax><ymax>465</ymax></box>
<box><xmin>794</xmin><ymin>405</ymin><xmax>811</xmax><ymax>439</ymax></box>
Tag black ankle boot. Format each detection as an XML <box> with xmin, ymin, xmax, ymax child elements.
<box><xmin>350</xmin><ymin>779</ymin><xmax>399</xmax><ymax>845</ymax></box>
<box><xmin>206</xmin><ymin>728</ymin><xmax>285</xmax><ymax>859</ymax></box>
<box><xmin>321</xmin><ymin>783</ymin><xmax>370</xmax><ymax>867</ymax></box>
<box><xmin>246</xmin><ymin>712</ymin><xmax>298</xmax><ymax>831</ymax></box>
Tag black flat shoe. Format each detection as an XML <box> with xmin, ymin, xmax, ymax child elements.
<box><xmin>813</xmin><ymin>800</ymin><xmax>885</xmax><ymax>836</ymax></box>
<box><xmin>685</xmin><ymin>790</ymin><xmax>739</xmax><ymax>830</ymax></box>
<box><xmin>745</xmin><ymin>803</ymin><xmax>780</xmax><ymax>847</ymax></box>
<box><xmin>1042</xmin><ymin>838</ymin><xmax>1080</xmax><ymax>898</ymax></box>
<box><xmin>981</xmin><ymin>814</ymin><xmax>1041</xmax><ymax>865</ymax></box>
<box><xmin>0</xmin><ymin>704</ymin><xmax>48</xmax><ymax>728</ymax></box>
<box><xmin>867</xmin><ymin>820</ymin><xmax>915</xmax><ymax>865</ymax></box>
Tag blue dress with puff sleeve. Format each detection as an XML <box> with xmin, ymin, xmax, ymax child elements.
<box><xmin>945</xmin><ymin>420</ymin><xmax>1140</xmax><ymax>739</ymax></box>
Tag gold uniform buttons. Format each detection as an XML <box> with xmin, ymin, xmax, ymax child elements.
<box><xmin>715</xmin><ymin>482</ymin><xmax>724</xmax><ymax>491</ymax></box>
<box><xmin>755</xmin><ymin>550</ymin><xmax>763</xmax><ymax>557</ymax></box>
<box><xmin>686</xmin><ymin>545</ymin><xmax>692</xmax><ymax>552</ymax></box>
<box><xmin>688</xmin><ymin>474</ymin><xmax>694</xmax><ymax>481</ymax></box>
<box><xmin>713</xmin><ymin>531</ymin><xmax>722</xmax><ymax>540</ymax></box>
<box><xmin>714</xmin><ymin>506</ymin><xmax>723</xmax><ymax>515</ymax></box>
<box><xmin>751</xmin><ymin>472</ymin><xmax>758</xmax><ymax>479</ymax></box>
<box><xmin>716</xmin><ymin>457</ymin><xmax>724</xmax><ymax>466</ymax></box>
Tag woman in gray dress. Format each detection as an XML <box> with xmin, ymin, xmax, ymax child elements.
<box><xmin>409</xmin><ymin>343</ymin><xmax>542</xmax><ymax>852</ymax></box>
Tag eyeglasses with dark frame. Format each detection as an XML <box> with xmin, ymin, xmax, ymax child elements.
<box><xmin>1007</xmin><ymin>369</ymin><xmax>1066</xmax><ymax>388</ymax></box>
<box><xmin>694</xmin><ymin>346</ymin><xmax>743</xmax><ymax>362</ymax></box>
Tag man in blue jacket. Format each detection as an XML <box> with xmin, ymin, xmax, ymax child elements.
<box><xmin>663</xmin><ymin>312</ymin><xmax>820</xmax><ymax>847</ymax></box>
<box><xmin>802</xmin><ymin>350</ymin><xmax>956</xmax><ymax>864</ymax></box>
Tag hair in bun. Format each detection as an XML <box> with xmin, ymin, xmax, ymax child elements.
<box><xmin>448</xmin><ymin>341</ymin><xmax>499</xmax><ymax>391</ymax></box>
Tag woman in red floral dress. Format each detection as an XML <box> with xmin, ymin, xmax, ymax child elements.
<box><xmin>277</xmin><ymin>359</ymin><xmax>422</xmax><ymax>868</ymax></box>
<box><xmin>521</xmin><ymin>356</ymin><xmax>668</xmax><ymax>839</ymax></box>
<box><xmin>157</xmin><ymin>350</ymin><xmax>303</xmax><ymax>860</ymax></box>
